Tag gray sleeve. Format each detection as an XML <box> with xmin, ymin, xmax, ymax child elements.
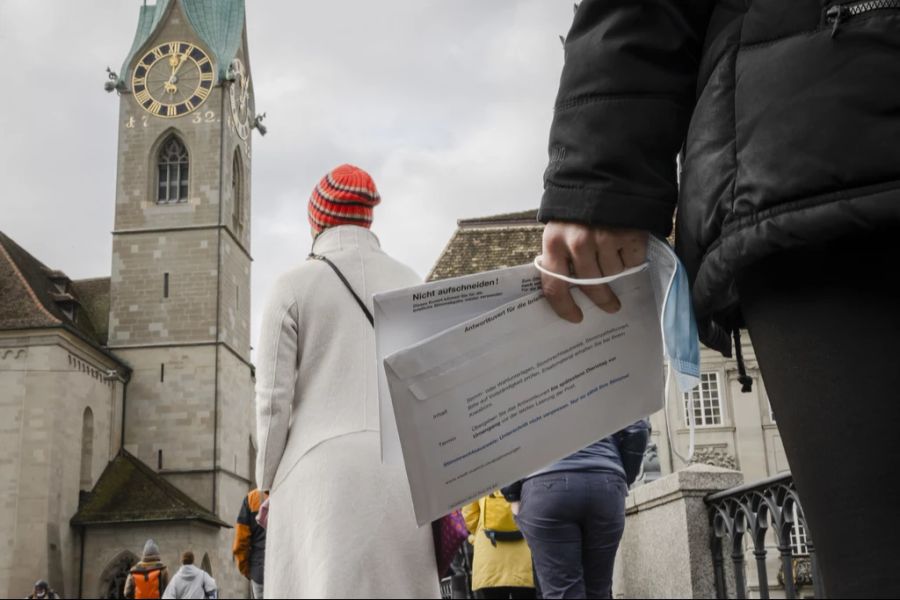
<box><xmin>255</xmin><ymin>274</ymin><xmax>300</xmax><ymax>491</ymax></box>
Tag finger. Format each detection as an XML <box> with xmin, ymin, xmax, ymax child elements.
<box><xmin>569</xmin><ymin>241</ymin><xmax>620</xmax><ymax>313</ymax></box>
<box><xmin>540</xmin><ymin>250</ymin><xmax>582</xmax><ymax>323</ymax></box>
<box><xmin>620</xmin><ymin>230</ymin><xmax>648</xmax><ymax>268</ymax></box>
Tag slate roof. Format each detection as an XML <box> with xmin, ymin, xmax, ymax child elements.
<box><xmin>71</xmin><ymin>277</ymin><xmax>111</xmax><ymax>345</ymax></box>
<box><xmin>119</xmin><ymin>0</ymin><xmax>246</xmax><ymax>87</ymax></box>
<box><xmin>427</xmin><ymin>210</ymin><xmax>544</xmax><ymax>282</ymax></box>
<box><xmin>72</xmin><ymin>450</ymin><xmax>229</xmax><ymax>528</ymax></box>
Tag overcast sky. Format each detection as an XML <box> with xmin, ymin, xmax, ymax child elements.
<box><xmin>0</xmin><ymin>1</ymin><xmax>572</xmax><ymax>352</ymax></box>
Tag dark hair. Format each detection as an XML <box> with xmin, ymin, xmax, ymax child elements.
<box><xmin>181</xmin><ymin>551</ymin><xmax>195</xmax><ymax>565</ymax></box>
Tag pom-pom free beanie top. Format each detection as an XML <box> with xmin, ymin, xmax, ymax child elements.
<box><xmin>309</xmin><ymin>164</ymin><xmax>381</xmax><ymax>234</ymax></box>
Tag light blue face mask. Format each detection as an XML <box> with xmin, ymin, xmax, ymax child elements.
<box><xmin>534</xmin><ymin>235</ymin><xmax>700</xmax><ymax>462</ymax></box>
<box><xmin>646</xmin><ymin>236</ymin><xmax>700</xmax><ymax>463</ymax></box>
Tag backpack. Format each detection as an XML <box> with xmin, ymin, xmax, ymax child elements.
<box><xmin>481</xmin><ymin>492</ymin><xmax>523</xmax><ymax>546</ymax></box>
<box><xmin>134</xmin><ymin>568</ymin><xmax>161</xmax><ymax>599</ymax></box>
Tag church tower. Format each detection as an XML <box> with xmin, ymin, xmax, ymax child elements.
<box><xmin>104</xmin><ymin>0</ymin><xmax>256</xmax><ymax>594</ymax></box>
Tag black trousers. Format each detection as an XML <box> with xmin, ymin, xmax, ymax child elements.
<box><xmin>737</xmin><ymin>233</ymin><xmax>900</xmax><ymax>598</ymax></box>
<box><xmin>475</xmin><ymin>587</ymin><xmax>536</xmax><ymax>600</ymax></box>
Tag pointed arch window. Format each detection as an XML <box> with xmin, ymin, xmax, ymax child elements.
<box><xmin>232</xmin><ymin>149</ymin><xmax>244</xmax><ymax>235</ymax></box>
<box><xmin>157</xmin><ymin>135</ymin><xmax>189</xmax><ymax>204</ymax></box>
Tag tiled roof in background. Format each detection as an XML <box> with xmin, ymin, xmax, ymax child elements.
<box><xmin>0</xmin><ymin>231</ymin><xmax>110</xmax><ymax>349</ymax></box>
<box><xmin>72</xmin><ymin>450</ymin><xmax>229</xmax><ymax>527</ymax></box>
<box><xmin>71</xmin><ymin>277</ymin><xmax>111</xmax><ymax>345</ymax></box>
<box><xmin>428</xmin><ymin>210</ymin><xmax>543</xmax><ymax>282</ymax></box>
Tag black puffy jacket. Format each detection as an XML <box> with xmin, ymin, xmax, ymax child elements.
<box><xmin>538</xmin><ymin>0</ymin><xmax>900</xmax><ymax>355</ymax></box>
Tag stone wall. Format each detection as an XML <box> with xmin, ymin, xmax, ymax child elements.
<box><xmin>613</xmin><ymin>464</ymin><xmax>743</xmax><ymax>598</ymax></box>
<box><xmin>80</xmin><ymin>521</ymin><xmax>246</xmax><ymax>599</ymax></box>
<box><xmin>119</xmin><ymin>346</ymin><xmax>216</xmax><ymax>477</ymax></box>
<box><xmin>0</xmin><ymin>332</ymin><xmax>124</xmax><ymax>598</ymax></box>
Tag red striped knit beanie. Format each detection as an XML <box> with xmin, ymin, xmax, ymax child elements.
<box><xmin>308</xmin><ymin>164</ymin><xmax>381</xmax><ymax>234</ymax></box>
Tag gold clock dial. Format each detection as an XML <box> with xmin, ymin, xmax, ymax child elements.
<box><xmin>132</xmin><ymin>41</ymin><xmax>214</xmax><ymax>117</ymax></box>
<box><xmin>229</xmin><ymin>59</ymin><xmax>252</xmax><ymax>140</ymax></box>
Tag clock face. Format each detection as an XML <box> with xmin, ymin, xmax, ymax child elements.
<box><xmin>132</xmin><ymin>41</ymin><xmax>215</xmax><ymax>117</ymax></box>
<box><xmin>229</xmin><ymin>58</ymin><xmax>251</xmax><ymax>140</ymax></box>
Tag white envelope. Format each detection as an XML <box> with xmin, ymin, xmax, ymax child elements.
<box><xmin>374</xmin><ymin>265</ymin><xmax>543</xmax><ymax>466</ymax></box>
<box><xmin>382</xmin><ymin>267</ymin><xmax>663</xmax><ymax>525</ymax></box>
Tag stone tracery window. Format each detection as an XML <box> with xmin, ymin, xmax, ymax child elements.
<box><xmin>157</xmin><ymin>135</ymin><xmax>189</xmax><ymax>204</ymax></box>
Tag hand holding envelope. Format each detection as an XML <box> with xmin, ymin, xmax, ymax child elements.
<box><xmin>374</xmin><ymin>236</ymin><xmax>699</xmax><ymax>526</ymax></box>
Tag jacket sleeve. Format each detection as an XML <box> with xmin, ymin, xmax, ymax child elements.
<box><xmin>204</xmin><ymin>573</ymin><xmax>218</xmax><ymax>599</ymax></box>
<box><xmin>159</xmin><ymin>567</ymin><xmax>170</xmax><ymax>597</ymax></box>
<box><xmin>539</xmin><ymin>0</ymin><xmax>715</xmax><ymax>237</ymax></box>
<box><xmin>255</xmin><ymin>274</ymin><xmax>300</xmax><ymax>491</ymax></box>
<box><xmin>161</xmin><ymin>577</ymin><xmax>176</xmax><ymax>600</ymax></box>
<box><xmin>615</xmin><ymin>419</ymin><xmax>652</xmax><ymax>485</ymax></box>
<box><xmin>232</xmin><ymin>495</ymin><xmax>253</xmax><ymax>578</ymax></box>
<box><xmin>462</xmin><ymin>500</ymin><xmax>481</xmax><ymax>534</ymax></box>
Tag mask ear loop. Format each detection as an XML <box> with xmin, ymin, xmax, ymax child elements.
<box><xmin>665</xmin><ymin>362</ymin><xmax>695</xmax><ymax>464</ymax></box>
<box><xmin>532</xmin><ymin>256</ymin><xmax>648</xmax><ymax>285</ymax></box>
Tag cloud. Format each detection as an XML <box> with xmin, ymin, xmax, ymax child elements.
<box><xmin>0</xmin><ymin>0</ymin><xmax>574</xmax><ymax>357</ymax></box>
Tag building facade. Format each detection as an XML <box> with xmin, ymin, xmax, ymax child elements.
<box><xmin>0</xmin><ymin>1</ymin><xmax>258</xmax><ymax>597</ymax></box>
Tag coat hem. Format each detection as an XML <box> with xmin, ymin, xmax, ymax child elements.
<box><xmin>692</xmin><ymin>181</ymin><xmax>900</xmax><ymax>352</ymax></box>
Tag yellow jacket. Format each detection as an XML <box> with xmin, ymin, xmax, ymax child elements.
<box><xmin>463</xmin><ymin>492</ymin><xmax>534</xmax><ymax>591</ymax></box>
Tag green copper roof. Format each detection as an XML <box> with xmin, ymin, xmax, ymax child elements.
<box><xmin>182</xmin><ymin>0</ymin><xmax>245</xmax><ymax>79</ymax></box>
<box><xmin>118</xmin><ymin>0</ymin><xmax>245</xmax><ymax>88</ymax></box>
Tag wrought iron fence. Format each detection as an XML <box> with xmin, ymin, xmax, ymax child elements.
<box><xmin>706</xmin><ymin>473</ymin><xmax>825</xmax><ymax>599</ymax></box>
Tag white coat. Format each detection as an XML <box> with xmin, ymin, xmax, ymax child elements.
<box><xmin>255</xmin><ymin>226</ymin><xmax>440</xmax><ymax>599</ymax></box>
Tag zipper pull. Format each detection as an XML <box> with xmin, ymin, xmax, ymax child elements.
<box><xmin>826</xmin><ymin>4</ymin><xmax>846</xmax><ymax>38</ymax></box>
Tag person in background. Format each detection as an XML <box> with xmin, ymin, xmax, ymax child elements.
<box><xmin>124</xmin><ymin>539</ymin><xmax>170</xmax><ymax>599</ymax></box>
<box><xmin>233</xmin><ymin>488</ymin><xmax>267</xmax><ymax>598</ymax></box>
<box><xmin>503</xmin><ymin>420</ymin><xmax>650</xmax><ymax>599</ymax></box>
<box><xmin>25</xmin><ymin>580</ymin><xmax>60</xmax><ymax>600</ymax></box>
<box><xmin>255</xmin><ymin>164</ymin><xmax>440</xmax><ymax>598</ymax></box>
<box><xmin>538</xmin><ymin>1</ymin><xmax>900</xmax><ymax>596</ymax></box>
<box><xmin>162</xmin><ymin>551</ymin><xmax>217</xmax><ymax>600</ymax></box>
<box><xmin>463</xmin><ymin>491</ymin><xmax>535</xmax><ymax>600</ymax></box>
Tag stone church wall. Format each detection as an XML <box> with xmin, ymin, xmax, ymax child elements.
<box><xmin>118</xmin><ymin>345</ymin><xmax>217</xmax><ymax>479</ymax></box>
<box><xmin>0</xmin><ymin>333</ymin><xmax>123</xmax><ymax>598</ymax></box>
<box><xmin>81</xmin><ymin>521</ymin><xmax>236</xmax><ymax>599</ymax></box>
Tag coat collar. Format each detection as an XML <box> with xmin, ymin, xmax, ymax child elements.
<box><xmin>312</xmin><ymin>225</ymin><xmax>381</xmax><ymax>255</ymax></box>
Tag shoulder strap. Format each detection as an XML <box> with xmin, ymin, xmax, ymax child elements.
<box><xmin>308</xmin><ymin>253</ymin><xmax>374</xmax><ymax>327</ymax></box>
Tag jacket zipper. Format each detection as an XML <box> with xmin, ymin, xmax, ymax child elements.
<box><xmin>826</xmin><ymin>0</ymin><xmax>900</xmax><ymax>37</ymax></box>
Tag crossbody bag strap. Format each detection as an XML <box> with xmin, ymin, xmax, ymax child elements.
<box><xmin>308</xmin><ymin>253</ymin><xmax>374</xmax><ymax>327</ymax></box>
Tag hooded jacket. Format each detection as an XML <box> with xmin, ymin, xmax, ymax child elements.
<box><xmin>539</xmin><ymin>0</ymin><xmax>900</xmax><ymax>354</ymax></box>
<box><xmin>162</xmin><ymin>565</ymin><xmax>217</xmax><ymax>600</ymax></box>
<box><xmin>124</xmin><ymin>540</ymin><xmax>169</xmax><ymax>599</ymax></box>
<box><xmin>232</xmin><ymin>488</ymin><xmax>266</xmax><ymax>584</ymax></box>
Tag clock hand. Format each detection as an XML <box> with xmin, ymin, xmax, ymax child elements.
<box><xmin>172</xmin><ymin>52</ymin><xmax>188</xmax><ymax>78</ymax></box>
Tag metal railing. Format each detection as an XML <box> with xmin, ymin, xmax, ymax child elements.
<box><xmin>706</xmin><ymin>473</ymin><xmax>825</xmax><ymax>599</ymax></box>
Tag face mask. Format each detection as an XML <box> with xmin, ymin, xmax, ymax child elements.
<box><xmin>645</xmin><ymin>237</ymin><xmax>700</xmax><ymax>463</ymax></box>
<box><xmin>533</xmin><ymin>235</ymin><xmax>700</xmax><ymax>461</ymax></box>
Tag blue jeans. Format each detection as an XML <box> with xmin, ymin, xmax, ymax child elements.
<box><xmin>515</xmin><ymin>471</ymin><xmax>627</xmax><ymax>599</ymax></box>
